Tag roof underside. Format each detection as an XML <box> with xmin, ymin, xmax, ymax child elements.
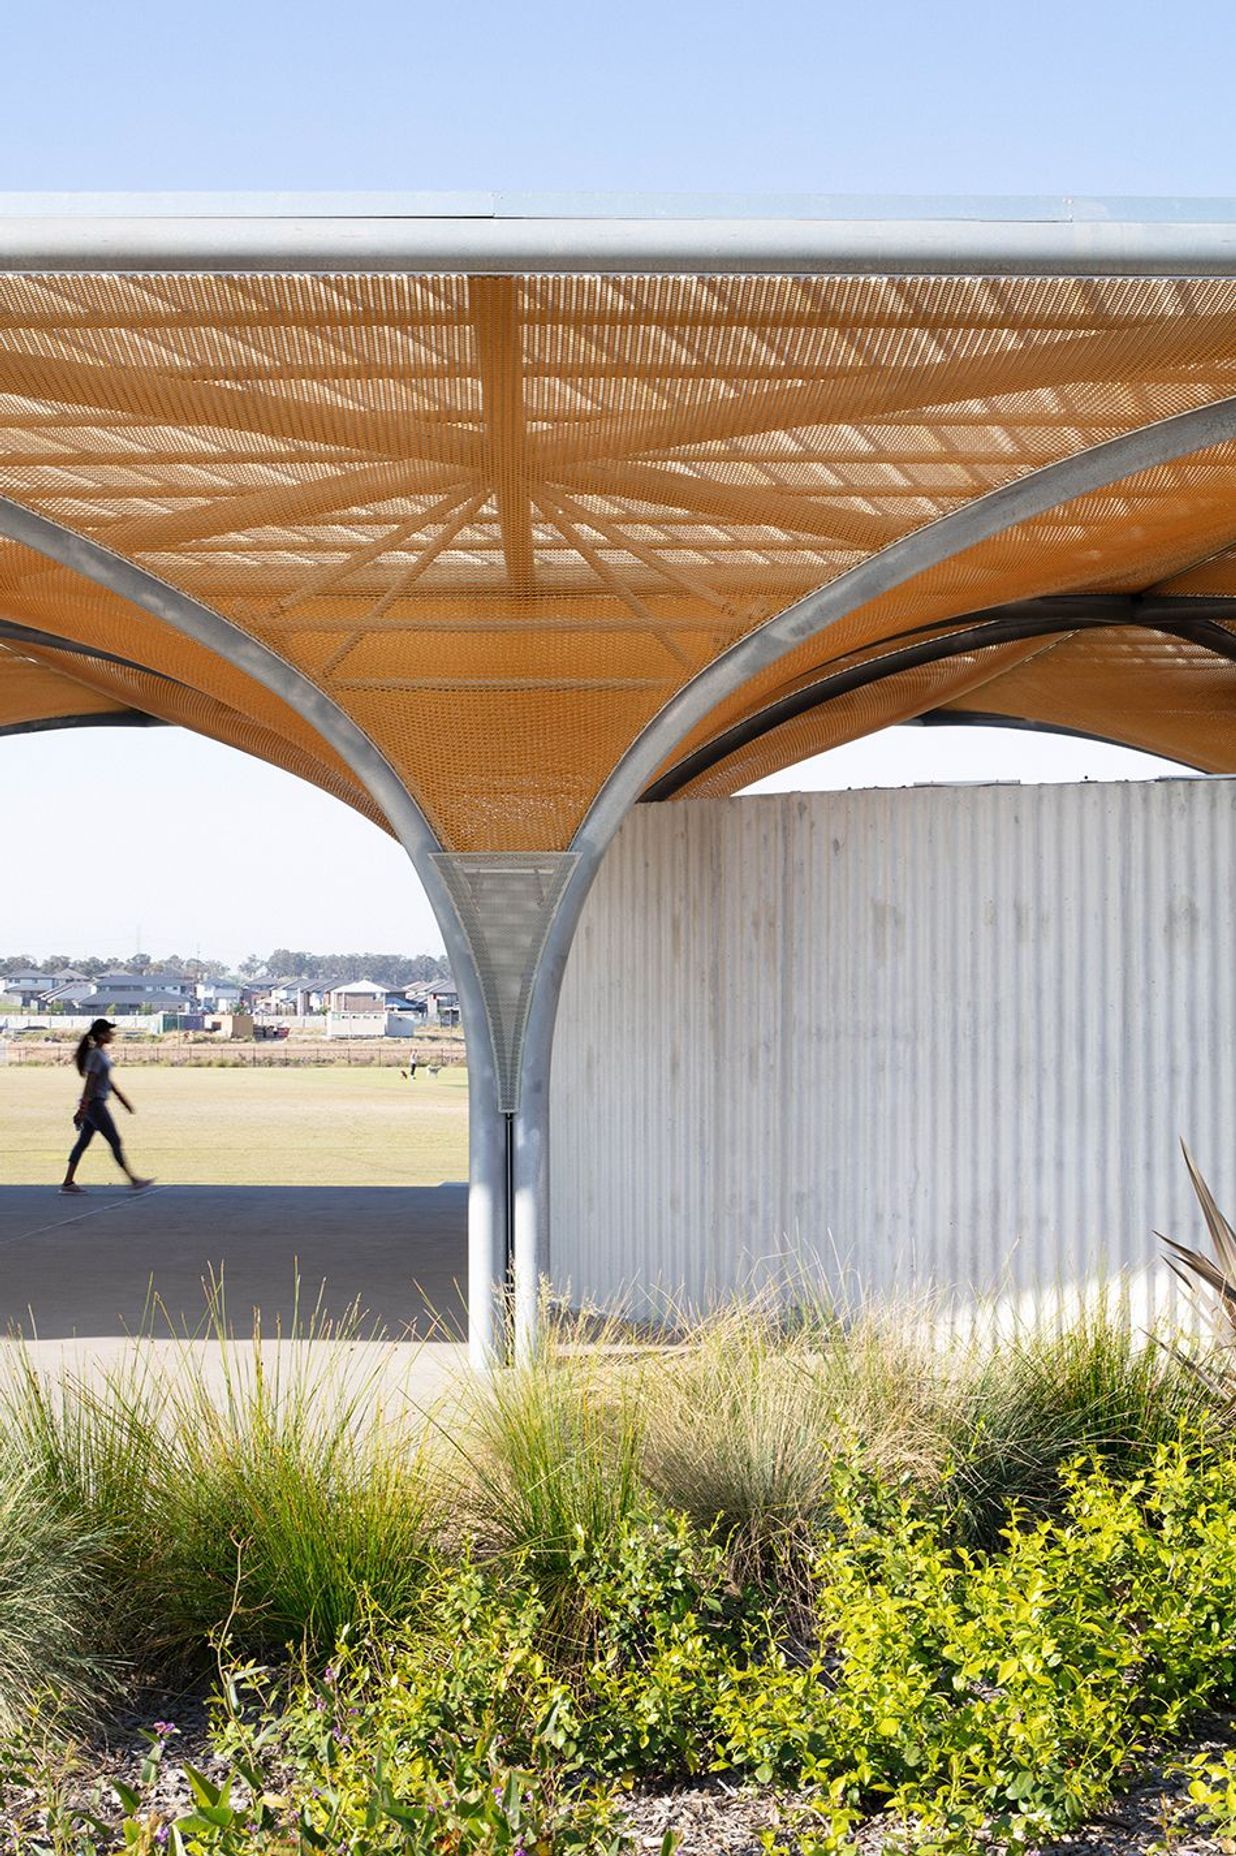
<box><xmin>2</xmin><ymin>199</ymin><xmax>1236</xmax><ymax>847</ymax></box>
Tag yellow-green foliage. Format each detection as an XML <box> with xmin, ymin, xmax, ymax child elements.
<box><xmin>38</xmin><ymin>1443</ymin><xmax>1236</xmax><ymax>1856</ymax></box>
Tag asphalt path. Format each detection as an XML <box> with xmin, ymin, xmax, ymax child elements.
<box><xmin>0</xmin><ymin>1183</ymin><xmax>468</xmax><ymax>1340</ymax></box>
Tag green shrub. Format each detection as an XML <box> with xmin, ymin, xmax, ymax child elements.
<box><xmin>18</xmin><ymin>1444</ymin><xmax>1236</xmax><ymax>1851</ymax></box>
<box><xmin>716</xmin><ymin>1441</ymin><xmax>1236</xmax><ymax>1848</ymax></box>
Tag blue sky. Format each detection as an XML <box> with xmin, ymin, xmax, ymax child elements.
<box><xmin>0</xmin><ymin>0</ymin><xmax>1227</xmax><ymax>962</ymax></box>
<box><xmin>4</xmin><ymin>0</ymin><xmax>1232</xmax><ymax>199</ymax></box>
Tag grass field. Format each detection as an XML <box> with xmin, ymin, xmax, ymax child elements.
<box><xmin>0</xmin><ymin>1064</ymin><xmax>470</xmax><ymax>1187</ymax></box>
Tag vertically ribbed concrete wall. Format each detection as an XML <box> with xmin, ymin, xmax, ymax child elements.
<box><xmin>550</xmin><ymin>780</ymin><xmax>1236</xmax><ymax>1322</ymax></box>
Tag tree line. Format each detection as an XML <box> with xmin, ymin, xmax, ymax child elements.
<box><xmin>0</xmin><ymin>950</ymin><xmax>451</xmax><ymax>986</ymax></box>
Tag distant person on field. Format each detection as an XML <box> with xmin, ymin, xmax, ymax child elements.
<box><xmin>60</xmin><ymin>1019</ymin><xmax>154</xmax><ymax>1195</ymax></box>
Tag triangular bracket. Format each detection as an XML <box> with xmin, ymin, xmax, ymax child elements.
<box><xmin>431</xmin><ymin>852</ymin><xmax>580</xmax><ymax>1113</ymax></box>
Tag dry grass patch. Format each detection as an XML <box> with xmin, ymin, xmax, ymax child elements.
<box><xmin>0</xmin><ymin>1063</ymin><xmax>468</xmax><ymax>1187</ymax></box>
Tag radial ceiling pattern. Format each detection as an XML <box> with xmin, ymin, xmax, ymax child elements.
<box><xmin>2</xmin><ymin>266</ymin><xmax>1236</xmax><ymax>844</ymax></box>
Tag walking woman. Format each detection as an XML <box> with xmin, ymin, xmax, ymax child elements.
<box><xmin>60</xmin><ymin>1019</ymin><xmax>154</xmax><ymax>1194</ymax></box>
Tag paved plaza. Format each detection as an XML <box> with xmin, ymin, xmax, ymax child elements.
<box><xmin>0</xmin><ymin>1183</ymin><xmax>468</xmax><ymax>1340</ymax></box>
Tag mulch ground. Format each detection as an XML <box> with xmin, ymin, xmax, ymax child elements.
<box><xmin>5</xmin><ymin>1698</ymin><xmax>1236</xmax><ymax>1854</ymax></box>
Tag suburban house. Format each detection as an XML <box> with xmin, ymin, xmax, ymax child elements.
<box><xmin>325</xmin><ymin>979</ymin><xmax>388</xmax><ymax>1016</ymax></box>
<box><xmin>324</xmin><ymin>978</ymin><xmax>424</xmax><ymax>1039</ymax></box>
<box><xmin>251</xmin><ymin>979</ymin><xmax>325</xmax><ymax>1015</ymax></box>
<box><xmin>0</xmin><ymin>968</ymin><xmax>89</xmax><ymax>1006</ymax></box>
<box><xmin>384</xmin><ymin>989</ymin><xmax>427</xmax><ymax>1014</ymax></box>
<box><xmin>195</xmin><ymin>978</ymin><xmax>244</xmax><ymax>1009</ymax></box>
<box><xmin>426</xmin><ymin>982</ymin><xmax>460</xmax><ymax>1026</ymax></box>
<box><xmin>44</xmin><ymin>971</ymin><xmax>196</xmax><ymax>1015</ymax></box>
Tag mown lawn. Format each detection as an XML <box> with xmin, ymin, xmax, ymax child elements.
<box><xmin>0</xmin><ymin>1063</ymin><xmax>469</xmax><ymax>1187</ymax></box>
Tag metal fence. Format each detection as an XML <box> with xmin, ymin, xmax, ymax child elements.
<box><xmin>1</xmin><ymin>1037</ymin><xmax>466</xmax><ymax>1068</ymax></box>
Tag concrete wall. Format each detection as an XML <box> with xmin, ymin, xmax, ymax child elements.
<box><xmin>550</xmin><ymin>779</ymin><xmax>1236</xmax><ymax>1325</ymax></box>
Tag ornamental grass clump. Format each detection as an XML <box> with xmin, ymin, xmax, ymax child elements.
<box><xmin>1</xmin><ymin>1295</ymin><xmax>445</xmax><ymax>1677</ymax></box>
<box><xmin>640</xmin><ymin>1296</ymin><xmax>955</xmax><ymax>1585</ymax></box>
<box><xmin>453</xmin><ymin>1307</ymin><xmax>647</xmax><ymax>1626</ymax></box>
<box><xmin>0</xmin><ymin>1453</ymin><xmax>113</xmax><ymax>1733</ymax></box>
<box><xmin>150</xmin><ymin>1317</ymin><xmax>444</xmax><ymax>1661</ymax></box>
<box><xmin>948</xmin><ymin>1298</ymin><xmax>1220</xmax><ymax>1546</ymax></box>
<box><xmin>1</xmin><ymin>1347</ymin><xmax>167</xmax><ymax>1667</ymax></box>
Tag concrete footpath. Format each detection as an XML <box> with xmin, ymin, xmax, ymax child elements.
<box><xmin>0</xmin><ymin>1183</ymin><xmax>468</xmax><ymax>1340</ymax></box>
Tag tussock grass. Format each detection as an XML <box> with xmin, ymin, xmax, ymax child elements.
<box><xmin>0</xmin><ymin>1455</ymin><xmax>112</xmax><ymax>1731</ymax></box>
<box><xmin>452</xmin><ymin>1305</ymin><xmax>646</xmax><ymax>1613</ymax></box>
<box><xmin>2</xmin><ymin>1293</ymin><xmax>444</xmax><ymax>1674</ymax></box>
<box><xmin>950</xmin><ymin>1301</ymin><xmax>1223</xmax><ymax>1545</ymax></box>
<box><xmin>640</xmin><ymin>1295</ymin><xmax>957</xmax><ymax>1584</ymax></box>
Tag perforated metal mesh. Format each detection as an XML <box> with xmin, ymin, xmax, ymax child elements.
<box><xmin>935</xmin><ymin>628</ymin><xmax>1236</xmax><ymax>771</ymax></box>
<box><xmin>0</xmin><ymin>629</ymin><xmax>388</xmax><ymax>824</ymax></box>
<box><xmin>2</xmin><ymin>272</ymin><xmax>1236</xmax><ymax>847</ymax></box>
<box><xmin>0</xmin><ymin>645</ymin><xmax>130</xmax><ymax>728</ymax></box>
<box><xmin>431</xmin><ymin>853</ymin><xmax>579</xmax><ymax>1109</ymax></box>
<box><xmin>657</xmin><ymin>440</ymin><xmax>1236</xmax><ymax>794</ymax></box>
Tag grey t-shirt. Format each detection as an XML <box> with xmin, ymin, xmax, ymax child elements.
<box><xmin>84</xmin><ymin>1046</ymin><xmax>113</xmax><ymax>1102</ymax></box>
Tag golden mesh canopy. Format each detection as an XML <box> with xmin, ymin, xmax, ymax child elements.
<box><xmin>934</xmin><ymin>628</ymin><xmax>1236</xmax><ymax>769</ymax></box>
<box><xmin>2</xmin><ymin>262</ymin><xmax>1236</xmax><ymax>848</ymax></box>
<box><xmin>0</xmin><ymin>644</ymin><xmax>134</xmax><ymax>733</ymax></box>
<box><xmin>11</xmin><ymin>201</ymin><xmax>1236</xmax><ymax>1354</ymax></box>
<box><xmin>0</xmin><ymin>624</ymin><xmax>387</xmax><ymax>822</ymax></box>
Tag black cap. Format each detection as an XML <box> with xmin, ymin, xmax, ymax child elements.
<box><xmin>89</xmin><ymin>1017</ymin><xmax>117</xmax><ymax>1034</ymax></box>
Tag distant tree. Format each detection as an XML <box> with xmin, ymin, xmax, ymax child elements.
<box><xmin>183</xmin><ymin>957</ymin><xmax>228</xmax><ymax>980</ymax></box>
<box><xmin>399</xmin><ymin>957</ymin><xmax>447</xmax><ymax>987</ymax></box>
<box><xmin>265</xmin><ymin>949</ymin><xmax>313</xmax><ymax>979</ymax></box>
<box><xmin>1</xmin><ymin>947</ymin><xmax>447</xmax><ymax>987</ymax></box>
<box><xmin>148</xmin><ymin>955</ymin><xmax>190</xmax><ymax>976</ymax></box>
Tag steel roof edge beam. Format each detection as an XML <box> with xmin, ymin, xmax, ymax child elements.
<box><xmin>908</xmin><ymin>710</ymin><xmax>1204</xmax><ymax>768</ymax></box>
<box><xmin>8</xmin><ymin>214</ymin><xmax>1236</xmax><ymax>274</ymax></box>
<box><xmin>0</xmin><ymin>492</ymin><xmax>508</xmax><ymax>1371</ymax></box>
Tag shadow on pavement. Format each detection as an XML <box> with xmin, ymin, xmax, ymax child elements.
<box><xmin>0</xmin><ymin>1184</ymin><xmax>467</xmax><ymax>1340</ymax></box>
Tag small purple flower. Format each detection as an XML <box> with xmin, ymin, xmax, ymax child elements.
<box><xmin>323</xmin><ymin>1666</ymin><xmax>337</xmax><ymax>1685</ymax></box>
<box><xmin>154</xmin><ymin>1828</ymin><xmax>170</xmax><ymax>1848</ymax></box>
<box><xmin>153</xmin><ymin>1721</ymin><xmax>177</xmax><ymax>1738</ymax></box>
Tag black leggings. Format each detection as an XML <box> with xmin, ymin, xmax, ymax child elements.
<box><xmin>68</xmin><ymin>1101</ymin><xmax>127</xmax><ymax>1172</ymax></box>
